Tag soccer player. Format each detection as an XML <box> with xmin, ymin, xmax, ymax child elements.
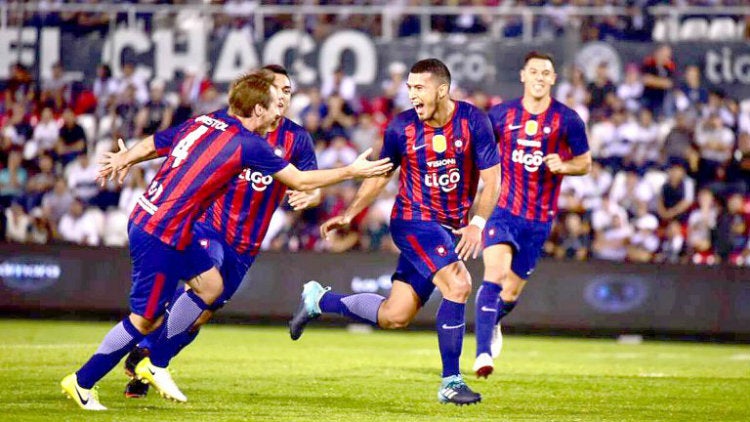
<box><xmin>121</xmin><ymin>64</ymin><xmax>322</xmax><ymax>400</ymax></box>
<box><xmin>472</xmin><ymin>51</ymin><xmax>591</xmax><ymax>378</ymax></box>
<box><xmin>288</xmin><ymin>58</ymin><xmax>501</xmax><ymax>405</ymax></box>
<box><xmin>61</xmin><ymin>69</ymin><xmax>392</xmax><ymax>410</ymax></box>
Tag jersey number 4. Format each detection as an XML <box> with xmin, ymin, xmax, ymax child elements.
<box><xmin>171</xmin><ymin>125</ymin><xmax>210</xmax><ymax>168</ymax></box>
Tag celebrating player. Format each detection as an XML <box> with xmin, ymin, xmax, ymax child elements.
<box><xmin>60</xmin><ymin>69</ymin><xmax>392</xmax><ymax>410</ymax></box>
<box><xmin>120</xmin><ymin>64</ymin><xmax>322</xmax><ymax>400</ymax></box>
<box><xmin>473</xmin><ymin>51</ymin><xmax>591</xmax><ymax>378</ymax></box>
<box><xmin>288</xmin><ymin>59</ymin><xmax>501</xmax><ymax>405</ymax></box>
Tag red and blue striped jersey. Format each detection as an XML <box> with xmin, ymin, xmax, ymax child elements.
<box><xmin>199</xmin><ymin>117</ymin><xmax>317</xmax><ymax>256</ymax></box>
<box><xmin>380</xmin><ymin>101</ymin><xmax>500</xmax><ymax>229</ymax></box>
<box><xmin>488</xmin><ymin>98</ymin><xmax>589</xmax><ymax>223</ymax></box>
<box><xmin>130</xmin><ymin>108</ymin><xmax>290</xmax><ymax>250</ymax></box>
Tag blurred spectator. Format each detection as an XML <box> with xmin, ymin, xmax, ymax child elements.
<box><xmin>2</xmin><ymin>104</ymin><xmax>32</xmax><ymax>153</ymax></box>
<box><xmin>592</xmin><ymin>213</ymin><xmax>632</xmax><ymax>261</ymax></box>
<box><xmin>179</xmin><ymin>66</ymin><xmax>211</xmax><ymax>105</ymax></box>
<box><xmin>592</xmin><ymin>195</ymin><xmax>628</xmax><ymax>234</ymax></box>
<box><xmin>350</xmin><ymin>113</ymin><xmax>380</xmax><ymax>153</ymax></box>
<box><xmin>655</xmin><ymin>220</ymin><xmax>686</xmax><ymax>264</ymax></box>
<box><xmin>622</xmin><ymin>1</ymin><xmax>654</xmax><ymax>42</ymax></box>
<box><xmin>194</xmin><ymin>85</ymin><xmax>225</xmax><ymax>117</ymax></box>
<box><xmin>318</xmin><ymin>135</ymin><xmax>358</xmax><ymax>169</ymax></box>
<box><xmin>0</xmin><ymin>151</ymin><xmax>28</xmax><ymax>207</ymax></box>
<box><xmin>616</xmin><ymin>63</ymin><xmax>643</xmax><ymax>113</ymax></box>
<box><xmin>702</xmin><ymin>90</ymin><xmax>736</xmax><ymax>129</ymax></box>
<box><xmin>92</xmin><ymin>63</ymin><xmax>118</xmax><ymax>118</ymax></box>
<box><xmin>42</xmin><ymin>177</ymin><xmax>74</xmax><ymax>223</ymax></box>
<box><xmin>31</xmin><ymin>107</ymin><xmax>60</xmax><ymax>159</ymax></box>
<box><xmin>656</xmin><ymin>160</ymin><xmax>695</xmax><ymax>223</ymax></box>
<box><xmin>694</xmin><ymin>113</ymin><xmax>734</xmax><ymax>186</ymax></box>
<box><xmin>27</xmin><ymin>207</ymin><xmax>53</xmax><ymax>245</ymax></box>
<box><xmin>56</xmin><ymin>108</ymin><xmax>87</xmax><ymax>165</ymax></box>
<box><xmin>713</xmin><ymin>193</ymin><xmax>749</xmax><ymax>263</ymax></box>
<box><xmin>136</xmin><ymin>79</ymin><xmax>173</xmax><ymax>137</ymax></box>
<box><xmin>621</xmin><ymin>108</ymin><xmax>661</xmax><ymax>172</ymax></box>
<box><xmin>627</xmin><ymin>201</ymin><xmax>660</xmax><ymax>262</ymax></box>
<box><xmin>587</xmin><ymin>61</ymin><xmax>616</xmax><ymax>119</ymax></box>
<box><xmin>113</xmin><ymin>85</ymin><xmax>141</xmax><ymax>142</ymax></box>
<box><xmin>58</xmin><ymin>198</ymin><xmax>100</xmax><ymax>246</ymax></box>
<box><xmin>554</xmin><ymin>212</ymin><xmax>590</xmax><ymax>260</ymax></box>
<box><xmin>23</xmin><ymin>154</ymin><xmax>56</xmax><ymax>210</ymax></box>
<box><xmin>641</xmin><ymin>44</ymin><xmax>675</xmax><ymax>117</ymax></box>
<box><xmin>4</xmin><ymin>202</ymin><xmax>29</xmax><ymax>243</ymax></box>
<box><xmin>560</xmin><ymin>160</ymin><xmax>613</xmax><ymax>212</ymax></box>
<box><xmin>66</xmin><ymin>154</ymin><xmax>99</xmax><ymax>203</ymax></box>
<box><xmin>42</xmin><ymin>61</ymin><xmax>69</xmax><ymax>97</ymax></box>
<box><xmin>321</xmin><ymin>66</ymin><xmax>356</xmax><ymax>104</ymax></box>
<box><xmin>4</xmin><ymin>63</ymin><xmax>34</xmax><ymax>107</ymax></box>
<box><xmin>662</xmin><ymin>111</ymin><xmax>696</xmax><ymax>168</ymax></box>
<box><xmin>381</xmin><ymin>61</ymin><xmax>410</xmax><ymax>113</ymax></box>
<box><xmin>727</xmin><ymin>131</ymin><xmax>750</xmax><ymax>193</ymax></box>
<box><xmin>555</xmin><ymin>66</ymin><xmax>588</xmax><ymax>108</ymax></box>
<box><xmin>687</xmin><ymin>188</ymin><xmax>717</xmax><ymax>261</ymax></box>
<box><xmin>113</xmin><ymin>62</ymin><xmax>148</xmax><ymax>105</ymax></box>
<box><xmin>322</xmin><ymin>95</ymin><xmax>356</xmax><ymax>139</ymax></box>
<box><xmin>118</xmin><ymin>166</ymin><xmax>147</xmax><ymax>214</ymax></box>
<box><xmin>679</xmin><ymin>64</ymin><xmax>708</xmax><ymax>112</ymax></box>
<box><xmin>609</xmin><ymin>169</ymin><xmax>654</xmax><ymax>216</ymax></box>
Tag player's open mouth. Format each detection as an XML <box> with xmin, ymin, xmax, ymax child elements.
<box><xmin>414</xmin><ymin>104</ymin><xmax>424</xmax><ymax>113</ymax></box>
<box><xmin>533</xmin><ymin>84</ymin><xmax>544</xmax><ymax>90</ymax></box>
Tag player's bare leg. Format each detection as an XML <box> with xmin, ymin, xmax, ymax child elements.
<box><xmin>376</xmin><ymin>281</ymin><xmax>421</xmax><ymax>329</ymax></box>
<box><xmin>432</xmin><ymin>262</ymin><xmax>481</xmax><ymax>405</ymax></box>
<box><xmin>474</xmin><ymin>244</ymin><xmax>512</xmax><ymax>377</ymax></box>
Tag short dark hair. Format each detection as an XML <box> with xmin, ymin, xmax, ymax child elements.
<box><xmin>523</xmin><ymin>51</ymin><xmax>555</xmax><ymax>68</ymax></box>
<box><xmin>262</xmin><ymin>64</ymin><xmax>289</xmax><ymax>78</ymax></box>
<box><xmin>410</xmin><ymin>58</ymin><xmax>451</xmax><ymax>86</ymax></box>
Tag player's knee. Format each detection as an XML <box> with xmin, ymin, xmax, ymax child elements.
<box><xmin>445</xmin><ymin>271</ymin><xmax>472</xmax><ymax>302</ymax></box>
<box><xmin>380</xmin><ymin>313</ymin><xmax>411</xmax><ymax>329</ymax></box>
<box><xmin>501</xmin><ymin>279</ymin><xmax>526</xmax><ymax>301</ymax></box>
<box><xmin>484</xmin><ymin>265</ymin><xmax>509</xmax><ymax>285</ymax></box>
<box><xmin>129</xmin><ymin>313</ymin><xmax>160</xmax><ymax>334</ymax></box>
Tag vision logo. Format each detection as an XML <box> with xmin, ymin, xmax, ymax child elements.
<box><xmin>425</xmin><ymin>168</ymin><xmax>461</xmax><ymax>193</ymax></box>
<box><xmin>511</xmin><ymin>149</ymin><xmax>544</xmax><ymax>172</ymax></box>
<box><xmin>584</xmin><ymin>275</ymin><xmax>648</xmax><ymax>313</ymax></box>
<box><xmin>0</xmin><ymin>257</ymin><xmax>61</xmax><ymax>293</ymax></box>
<box><xmin>239</xmin><ymin>168</ymin><xmax>273</xmax><ymax>191</ymax></box>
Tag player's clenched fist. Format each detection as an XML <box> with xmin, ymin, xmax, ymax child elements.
<box><xmin>542</xmin><ymin>153</ymin><xmax>565</xmax><ymax>174</ymax></box>
<box><xmin>320</xmin><ymin>215</ymin><xmax>352</xmax><ymax>240</ymax></box>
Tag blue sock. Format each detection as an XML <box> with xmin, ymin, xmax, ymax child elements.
<box><xmin>319</xmin><ymin>291</ymin><xmax>384</xmax><ymax>326</ymax></box>
<box><xmin>137</xmin><ymin>288</ymin><xmax>183</xmax><ymax>350</ymax></box>
<box><xmin>436</xmin><ymin>299</ymin><xmax>465</xmax><ymax>378</ymax></box>
<box><xmin>149</xmin><ymin>290</ymin><xmax>208</xmax><ymax>368</ymax></box>
<box><xmin>76</xmin><ymin>317</ymin><xmax>143</xmax><ymax>389</ymax></box>
<box><xmin>495</xmin><ymin>299</ymin><xmax>518</xmax><ymax>325</ymax></box>
<box><xmin>475</xmin><ymin>281</ymin><xmax>502</xmax><ymax>356</ymax></box>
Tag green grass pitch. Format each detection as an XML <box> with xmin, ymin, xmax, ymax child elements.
<box><xmin>1</xmin><ymin>319</ymin><xmax>748</xmax><ymax>421</ymax></box>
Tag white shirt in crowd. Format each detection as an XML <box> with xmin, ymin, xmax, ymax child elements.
<box><xmin>695</xmin><ymin>122</ymin><xmax>735</xmax><ymax>163</ymax></box>
<box><xmin>591</xmin><ymin>200</ymin><xmax>629</xmax><ymax>232</ymax></box>
<box><xmin>32</xmin><ymin>120</ymin><xmax>60</xmax><ymax>152</ymax></box>
<box><xmin>58</xmin><ymin>212</ymin><xmax>100</xmax><ymax>246</ymax></box>
<box><xmin>4</xmin><ymin>208</ymin><xmax>29</xmax><ymax>242</ymax></box>
<box><xmin>66</xmin><ymin>159</ymin><xmax>100</xmax><ymax>201</ymax></box>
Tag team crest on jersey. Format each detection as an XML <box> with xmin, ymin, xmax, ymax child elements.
<box><xmin>524</xmin><ymin>120</ymin><xmax>538</xmax><ymax>137</ymax></box>
<box><xmin>432</xmin><ymin>134</ymin><xmax>447</xmax><ymax>153</ymax></box>
<box><xmin>543</xmin><ymin>126</ymin><xmax>551</xmax><ymax>135</ymax></box>
<box><xmin>436</xmin><ymin>245</ymin><xmax>448</xmax><ymax>257</ymax></box>
<box><xmin>274</xmin><ymin>146</ymin><xmax>284</xmax><ymax>157</ymax></box>
<box><xmin>453</xmin><ymin>138</ymin><xmax>464</xmax><ymax>152</ymax></box>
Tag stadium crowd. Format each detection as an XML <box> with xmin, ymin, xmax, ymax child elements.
<box><xmin>2</xmin><ymin>5</ymin><xmax>750</xmax><ymax>266</ymax></box>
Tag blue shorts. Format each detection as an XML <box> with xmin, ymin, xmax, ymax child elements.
<box><xmin>128</xmin><ymin>224</ymin><xmax>214</xmax><ymax>320</ymax></box>
<box><xmin>390</xmin><ymin>219</ymin><xmax>460</xmax><ymax>305</ymax></box>
<box><xmin>484</xmin><ymin>207</ymin><xmax>553</xmax><ymax>279</ymax></box>
<box><xmin>193</xmin><ymin>223</ymin><xmax>254</xmax><ymax>311</ymax></box>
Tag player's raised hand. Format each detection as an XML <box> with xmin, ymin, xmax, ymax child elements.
<box><xmin>97</xmin><ymin>139</ymin><xmax>132</xmax><ymax>186</ymax></box>
<box><xmin>543</xmin><ymin>153</ymin><xmax>566</xmax><ymax>174</ymax></box>
<box><xmin>349</xmin><ymin>148</ymin><xmax>393</xmax><ymax>178</ymax></box>
<box><xmin>320</xmin><ymin>215</ymin><xmax>352</xmax><ymax>240</ymax></box>
<box><xmin>452</xmin><ymin>224</ymin><xmax>483</xmax><ymax>261</ymax></box>
<box><xmin>287</xmin><ymin>189</ymin><xmax>317</xmax><ymax>211</ymax></box>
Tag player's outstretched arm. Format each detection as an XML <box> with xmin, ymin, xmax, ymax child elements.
<box><xmin>320</xmin><ymin>174</ymin><xmax>391</xmax><ymax>240</ymax></box>
<box><xmin>272</xmin><ymin>148</ymin><xmax>392</xmax><ymax>191</ymax></box>
<box><xmin>97</xmin><ymin>137</ymin><xmax>159</xmax><ymax>186</ymax></box>
<box><xmin>542</xmin><ymin>151</ymin><xmax>592</xmax><ymax>176</ymax></box>
<box><xmin>453</xmin><ymin>163</ymin><xmax>501</xmax><ymax>260</ymax></box>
